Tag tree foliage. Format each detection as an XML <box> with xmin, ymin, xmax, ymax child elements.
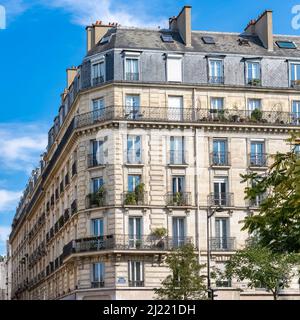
<box><xmin>241</xmin><ymin>134</ymin><xmax>300</xmax><ymax>252</ymax></box>
<box><xmin>224</xmin><ymin>243</ymin><xmax>299</xmax><ymax>300</ymax></box>
<box><xmin>154</xmin><ymin>244</ymin><xmax>207</xmax><ymax>300</ymax></box>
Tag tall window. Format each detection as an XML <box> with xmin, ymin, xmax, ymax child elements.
<box><xmin>91</xmin><ymin>218</ymin><xmax>103</xmax><ymax>236</ymax></box>
<box><xmin>168</xmin><ymin>96</ymin><xmax>183</xmax><ymax>121</ymax></box>
<box><xmin>128</xmin><ymin>261</ymin><xmax>144</xmax><ymax>287</ymax></box>
<box><xmin>128</xmin><ymin>175</ymin><xmax>141</xmax><ymax>192</ymax></box>
<box><xmin>215</xmin><ymin>218</ymin><xmax>229</xmax><ymax>250</ymax></box>
<box><xmin>290</xmin><ymin>63</ymin><xmax>300</xmax><ymax>86</ymax></box>
<box><xmin>92</xmin><ymin>61</ymin><xmax>105</xmax><ymax>85</ymax></box>
<box><xmin>166</xmin><ymin>55</ymin><xmax>182</xmax><ymax>82</ymax></box>
<box><xmin>125</xmin><ymin>58</ymin><xmax>139</xmax><ymax>80</ymax></box>
<box><xmin>170</xmin><ymin>136</ymin><xmax>185</xmax><ymax>164</ymax></box>
<box><xmin>127</xmin><ymin>136</ymin><xmax>141</xmax><ymax>164</ymax></box>
<box><xmin>92</xmin><ymin>262</ymin><xmax>105</xmax><ymax>288</ymax></box>
<box><xmin>292</xmin><ymin>101</ymin><xmax>300</xmax><ymax>125</ymax></box>
<box><xmin>172</xmin><ymin>176</ymin><xmax>185</xmax><ymax>194</ymax></box>
<box><xmin>172</xmin><ymin>217</ymin><xmax>185</xmax><ymax>247</ymax></box>
<box><xmin>90</xmin><ymin>140</ymin><xmax>104</xmax><ymax>167</ymax></box>
<box><xmin>248</xmin><ymin>99</ymin><xmax>261</xmax><ymax>112</ymax></box>
<box><xmin>246</xmin><ymin>61</ymin><xmax>261</xmax><ymax>85</ymax></box>
<box><xmin>129</xmin><ymin>217</ymin><xmax>142</xmax><ymax>248</ymax></box>
<box><xmin>91</xmin><ymin>177</ymin><xmax>103</xmax><ymax>193</ymax></box>
<box><xmin>92</xmin><ymin>98</ymin><xmax>105</xmax><ymax>121</ymax></box>
<box><xmin>250</xmin><ymin>141</ymin><xmax>265</xmax><ymax>166</ymax></box>
<box><xmin>213</xmin><ymin>178</ymin><xmax>228</xmax><ymax>206</ymax></box>
<box><xmin>209</xmin><ymin>59</ymin><xmax>223</xmax><ymax>84</ymax></box>
<box><xmin>210</xmin><ymin>98</ymin><xmax>224</xmax><ymax>111</ymax></box>
<box><xmin>212</xmin><ymin>139</ymin><xmax>227</xmax><ymax>166</ymax></box>
<box><xmin>125</xmin><ymin>95</ymin><xmax>140</xmax><ymax>120</ymax></box>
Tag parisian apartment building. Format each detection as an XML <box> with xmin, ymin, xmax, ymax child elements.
<box><xmin>8</xmin><ymin>6</ymin><xmax>300</xmax><ymax>300</ymax></box>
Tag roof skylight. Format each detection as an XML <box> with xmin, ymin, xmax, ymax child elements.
<box><xmin>161</xmin><ymin>34</ymin><xmax>174</xmax><ymax>43</ymax></box>
<box><xmin>276</xmin><ymin>41</ymin><xmax>297</xmax><ymax>49</ymax></box>
<box><xmin>202</xmin><ymin>36</ymin><xmax>215</xmax><ymax>44</ymax></box>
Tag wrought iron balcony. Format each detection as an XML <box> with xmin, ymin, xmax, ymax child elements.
<box><xmin>87</xmin><ymin>153</ymin><xmax>105</xmax><ymax>168</ymax></box>
<box><xmin>208</xmin><ymin>192</ymin><xmax>234</xmax><ymax>207</ymax></box>
<box><xmin>209</xmin><ymin>76</ymin><xmax>224</xmax><ymax>84</ymax></box>
<box><xmin>92</xmin><ymin>76</ymin><xmax>104</xmax><ymax>86</ymax></box>
<box><xmin>129</xmin><ymin>280</ymin><xmax>144</xmax><ymax>287</ymax></box>
<box><xmin>210</xmin><ymin>237</ymin><xmax>236</xmax><ymax>251</ymax></box>
<box><xmin>125</xmin><ymin>72</ymin><xmax>139</xmax><ymax>81</ymax></box>
<box><xmin>210</xmin><ymin>152</ymin><xmax>230</xmax><ymax>166</ymax></box>
<box><xmin>249</xmin><ymin>153</ymin><xmax>268</xmax><ymax>167</ymax></box>
<box><xmin>62</xmin><ymin>235</ymin><xmax>193</xmax><ymax>258</ymax></box>
<box><xmin>168</xmin><ymin>150</ymin><xmax>187</xmax><ymax>165</ymax></box>
<box><xmin>166</xmin><ymin>192</ymin><xmax>191</xmax><ymax>206</ymax></box>
<box><xmin>75</xmin><ymin>106</ymin><xmax>300</xmax><ymax>128</ymax></box>
<box><xmin>91</xmin><ymin>281</ymin><xmax>105</xmax><ymax>288</ymax></box>
<box><xmin>247</xmin><ymin>78</ymin><xmax>261</xmax><ymax>86</ymax></box>
<box><xmin>123</xmin><ymin>191</ymin><xmax>147</xmax><ymax>206</ymax></box>
<box><xmin>86</xmin><ymin>192</ymin><xmax>106</xmax><ymax>209</ymax></box>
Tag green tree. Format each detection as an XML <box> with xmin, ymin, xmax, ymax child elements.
<box><xmin>224</xmin><ymin>243</ymin><xmax>299</xmax><ymax>300</ymax></box>
<box><xmin>241</xmin><ymin>135</ymin><xmax>300</xmax><ymax>253</ymax></box>
<box><xmin>154</xmin><ymin>244</ymin><xmax>207</xmax><ymax>300</ymax></box>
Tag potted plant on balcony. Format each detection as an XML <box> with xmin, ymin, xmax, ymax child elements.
<box><xmin>124</xmin><ymin>191</ymin><xmax>137</xmax><ymax>205</ymax></box>
<box><xmin>90</xmin><ymin>186</ymin><xmax>106</xmax><ymax>207</ymax></box>
<box><xmin>134</xmin><ymin>183</ymin><xmax>145</xmax><ymax>205</ymax></box>
<box><xmin>251</xmin><ymin>108</ymin><xmax>263</xmax><ymax>122</ymax></box>
<box><xmin>152</xmin><ymin>227</ymin><xmax>167</xmax><ymax>249</ymax></box>
<box><xmin>173</xmin><ymin>192</ymin><xmax>185</xmax><ymax>206</ymax></box>
<box><xmin>230</xmin><ymin>104</ymin><xmax>240</xmax><ymax>122</ymax></box>
<box><xmin>248</xmin><ymin>79</ymin><xmax>261</xmax><ymax>86</ymax></box>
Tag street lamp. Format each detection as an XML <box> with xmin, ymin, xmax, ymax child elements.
<box><xmin>207</xmin><ymin>205</ymin><xmax>227</xmax><ymax>300</ymax></box>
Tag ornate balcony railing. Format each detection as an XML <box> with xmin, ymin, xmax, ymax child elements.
<box><xmin>92</xmin><ymin>76</ymin><xmax>104</xmax><ymax>86</ymax></box>
<box><xmin>91</xmin><ymin>281</ymin><xmax>105</xmax><ymax>288</ymax></box>
<box><xmin>75</xmin><ymin>106</ymin><xmax>300</xmax><ymax>129</ymax></box>
<box><xmin>249</xmin><ymin>153</ymin><xmax>268</xmax><ymax>167</ymax></box>
<box><xmin>62</xmin><ymin>235</ymin><xmax>193</xmax><ymax>259</ymax></box>
<box><xmin>123</xmin><ymin>191</ymin><xmax>148</xmax><ymax>206</ymax></box>
<box><xmin>86</xmin><ymin>192</ymin><xmax>107</xmax><ymax>209</ymax></box>
<box><xmin>87</xmin><ymin>153</ymin><xmax>105</xmax><ymax>168</ymax></box>
<box><xmin>210</xmin><ymin>152</ymin><xmax>230</xmax><ymax>166</ymax></box>
<box><xmin>210</xmin><ymin>237</ymin><xmax>236</xmax><ymax>251</ymax></box>
<box><xmin>166</xmin><ymin>192</ymin><xmax>191</xmax><ymax>206</ymax></box>
<box><xmin>208</xmin><ymin>192</ymin><xmax>234</xmax><ymax>207</ymax></box>
<box><xmin>209</xmin><ymin>76</ymin><xmax>224</xmax><ymax>84</ymax></box>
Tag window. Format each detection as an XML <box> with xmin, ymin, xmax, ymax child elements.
<box><xmin>92</xmin><ymin>262</ymin><xmax>105</xmax><ymax>288</ymax></box>
<box><xmin>125</xmin><ymin>58</ymin><xmax>139</xmax><ymax>80</ymax></box>
<box><xmin>276</xmin><ymin>41</ymin><xmax>297</xmax><ymax>49</ymax></box>
<box><xmin>251</xmin><ymin>179</ymin><xmax>265</xmax><ymax>207</ymax></box>
<box><xmin>166</xmin><ymin>54</ymin><xmax>182</xmax><ymax>82</ymax></box>
<box><xmin>91</xmin><ymin>177</ymin><xmax>103</xmax><ymax>193</ymax></box>
<box><xmin>172</xmin><ymin>176</ymin><xmax>185</xmax><ymax>194</ymax></box>
<box><xmin>129</xmin><ymin>217</ymin><xmax>142</xmax><ymax>248</ymax></box>
<box><xmin>90</xmin><ymin>140</ymin><xmax>104</xmax><ymax>167</ymax></box>
<box><xmin>127</xmin><ymin>135</ymin><xmax>141</xmax><ymax>164</ymax></box>
<box><xmin>208</xmin><ymin>59</ymin><xmax>223</xmax><ymax>84</ymax></box>
<box><xmin>168</xmin><ymin>96</ymin><xmax>183</xmax><ymax>121</ymax></box>
<box><xmin>100</xmin><ymin>35</ymin><xmax>111</xmax><ymax>44</ymax></box>
<box><xmin>128</xmin><ymin>261</ymin><xmax>144</xmax><ymax>287</ymax></box>
<box><xmin>92</xmin><ymin>60</ymin><xmax>105</xmax><ymax>85</ymax></box>
<box><xmin>161</xmin><ymin>34</ymin><xmax>174</xmax><ymax>43</ymax></box>
<box><xmin>247</xmin><ymin>99</ymin><xmax>261</xmax><ymax>117</ymax></box>
<box><xmin>250</xmin><ymin>141</ymin><xmax>265</xmax><ymax>166</ymax></box>
<box><xmin>128</xmin><ymin>175</ymin><xmax>141</xmax><ymax>192</ymax></box>
<box><xmin>213</xmin><ymin>178</ymin><xmax>228</xmax><ymax>206</ymax></box>
<box><xmin>125</xmin><ymin>95</ymin><xmax>140</xmax><ymax>119</ymax></box>
<box><xmin>290</xmin><ymin>63</ymin><xmax>300</xmax><ymax>86</ymax></box>
<box><xmin>91</xmin><ymin>218</ymin><xmax>103</xmax><ymax>236</ymax></box>
<box><xmin>210</xmin><ymin>98</ymin><xmax>224</xmax><ymax>120</ymax></box>
<box><xmin>212</xmin><ymin>139</ymin><xmax>228</xmax><ymax>166</ymax></box>
<box><xmin>170</xmin><ymin>136</ymin><xmax>185</xmax><ymax>164</ymax></box>
<box><xmin>292</xmin><ymin>101</ymin><xmax>300</xmax><ymax>125</ymax></box>
<box><xmin>202</xmin><ymin>36</ymin><xmax>215</xmax><ymax>44</ymax></box>
<box><xmin>246</xmin><ymin>61</ymin><xmax>261</xmax><ymax>85</ymax></box>
<box><xmin>172</xmin><ymin>217</ymin><xmax>185</xmax><ymax>247</ymax></box>
<box><xmin>215</xmin><ymin>218</ymin><xmax>230</xmax><ymax>250</ymax></box>
<box><xmin>92</xmin><ymin>98</ymin><xmax>105</xmax><ymax>122</ymax></box>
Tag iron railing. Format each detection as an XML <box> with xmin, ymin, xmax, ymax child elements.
<box><xmin>86</xmin><ymin>193</ymin><xmax>106</xmax><ymax>209</ymax></box>
<box><xmin>210</xmin><ymin>152</ymin><xmax>230</xmax><ymax>166</ymax></box>
<box><xmin>209</xmin><ymin>76</ymin><xmax>224</xmax><ymax>84</ymax></box>
<box><xmin>75</xmin><ymin>106</ymin><xmax>300</xmax><ymax>128</ymax></box>
<box><xmin>125</xmin><ymin>72</ymin><xmax>139</xmax><ymax>81</ymax></box>
<box><xmin>123</xmin><ymin>191</ymin><xmax>148</xmax><ymax>206</ymax></box>
<box><xmin>166</xmin><ymin>192</ymin><xmax>191</xmax><ymax>206</ymax></box>
<box><xmin>87</xmin><ymin>153</ymin><xmax>105</xmax><ymax>168</ymax></box>
<box><xmin>208</xmin><ymin>192</ymin><xmax>234</xmax><ymax>207</ymax></box>
<box><xmin>62</xmin><ymin>235</ymin><xmax>193</xmax><ymax>258</ymax></box>
<box><xmin>92</xmin><ymin>76</ymin><xmax>104</xmax><ymax>86</ymax></box>
<box><xmin>91</xmin><ymin>281</ymin><xmax>105</xmax><ymax>288</ymax></box>
<box><xmin>247</xmin><ymin>78</ymin><xmax>261</xmax><ymax>86</ymax></box>
<box><xmin>210</xmin><ymin>237</ymin><xmax>236</xmax><ymax>251</ymax></box>
<box><xmin>249</xmin><ymin>153</ymin><xmax>268</xmax><ymax>167</ymax></box>
<box><xmin>129</xmin><ymin>280</ymin><xmax>144</xmax><ymax>287</ymax></box>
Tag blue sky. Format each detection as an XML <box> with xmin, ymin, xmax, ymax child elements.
<box><xmin>0</xmin><ymin>0</ymin><xmax>299</xmax><ymax>254</ymax></box>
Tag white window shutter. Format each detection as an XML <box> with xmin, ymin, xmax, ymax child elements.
<box><xmin>167</xmin><ymin>57</ymin><xmax>182</xmax><ymax>82</ymax></box>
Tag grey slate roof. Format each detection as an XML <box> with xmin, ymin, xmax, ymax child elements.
<box><xmin>87</xmin><ymin>27</ymin><xmax>300</xmax><ymax>58</ymax></box>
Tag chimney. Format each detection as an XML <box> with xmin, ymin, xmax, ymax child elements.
<box><xmin>244</xmin><ymin>10</ymin><xmax>273</xmax><ymax>51</ymax></box>
<box><xmin>66</xmin><ymin>66</ymin><xmax>77</xmax><ymax>89</ymax></box>
<box><xmin>169</xmin><ymin>6</ymin><xmax>192</xmax><ymax>47</ymax></box>
<box><xmin>86</xmin><ymin>20</ymin><xmax>118</xmax><ymax>52</ymax></box>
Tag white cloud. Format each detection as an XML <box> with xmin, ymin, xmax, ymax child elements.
<box><xmin>0</xmin><ymin>226</ymin><xmax>11</xmax><ymax>242</ymax></box>
<box><xmin>0</xmin><ymin>123</ymin><xmax>47</xmax><ymax>173</ymax></box>
<box><xmin>0</xmin><ymin>190</ymin><xmax>22</xmax><ymax>212</ymax></box>
<box><xmin>2</xmin><ymin>0</ymin><xmax>166</xmax><ymax>28</ymax></box>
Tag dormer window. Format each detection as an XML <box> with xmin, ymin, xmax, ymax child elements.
<box><xmin>91</xmin><ymin>57</ymin><xmax>105</xmax><ymax>86</ymax></box>
<box><xmin>124</xmin><ymin>52</ymin><xmax>141</xmax><ymax>81</ymax></box>
<box><xmin>289</xmin><ymin>62</ymin><xmax>300</xmax><ymax>87</ymax></box>
<box><xmin>246</xmin><ymin>61</ymin><xmax>261</xmax><ymax>86</ymax></box>
<box><xmin>208</xmin><ymin>59</ymin><xmax>224</xmax><ymax>84</ymax></box>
